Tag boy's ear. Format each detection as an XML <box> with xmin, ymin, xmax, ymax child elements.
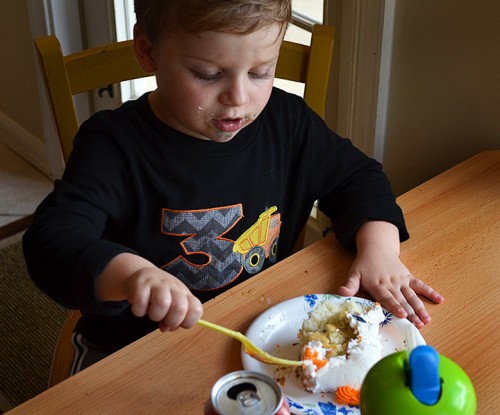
<box><xmin>133</xmin><ymin>24</ymin><xmax>156</xmax><ymax>73</ymax></box>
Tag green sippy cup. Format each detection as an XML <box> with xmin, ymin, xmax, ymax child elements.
<box><xmin>359</xmin><ymin>345</ymin><xmax>476</xmax><ymax>414</ymax></box>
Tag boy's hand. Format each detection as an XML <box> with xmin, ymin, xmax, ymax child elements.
<box><xmin>125</xmin><ymin>267</ymin><xmax>203</xmax><ymax>332</ymax></box>
<box><xmin>96</xmin><ymin>253</ymin><xmax>203</xmax><ymax>331</ymax></box>
<box><xmin>338</xmin><ymin>252</ymin><xmax>443</xmax><ymax>329</ymax></box>
<box><xmin>337</xmin><ymin>221</ymin><xmax>444</xmax><ymax>329</ymax></box>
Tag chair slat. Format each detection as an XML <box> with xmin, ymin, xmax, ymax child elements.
<box><xmin>275</xmin><ymin>40</ymin><xmax>309</xmax><ymax>82</ymax></box>
<box><xmin>65</xmin><ymin>40</ymin><xmax>152</xmax><ymax>95</ymax></box>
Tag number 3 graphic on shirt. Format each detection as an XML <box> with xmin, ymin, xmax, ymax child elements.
<box><xmin>160</xmin><ymin>204</ymin><xmax>244</xmax><ymax>290</ymax></box>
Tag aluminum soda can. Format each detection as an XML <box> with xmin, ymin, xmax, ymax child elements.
<box><xmin>205</xmin><ymin>370</ymin><xmax>290</xmax><ymax>415</ymax></box>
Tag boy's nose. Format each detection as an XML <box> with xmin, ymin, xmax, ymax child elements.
<box><xmin>220</xmin><ymin>78</ymin><xmax>249</xmax><ymax>107</ymax></box>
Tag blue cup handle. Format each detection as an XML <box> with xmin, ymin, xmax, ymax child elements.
<box><xmin>409</xmin><ymin>345</ymin><xmax>441</xmax><ymax>405</ymax></box>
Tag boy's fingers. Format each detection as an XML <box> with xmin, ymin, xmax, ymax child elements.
<box><xmin>181</xmin><ymin>296</ymin><xmax>203</xmax><ymax>328</ymax></box>
<box><xmin>387</xmin><ymin>296</ymin><xmax>424</xmax><ymax>329</ymax></box>
<box><xmin>128</xmin><ymin>286</ymin><xmax>150</xmax><ymax>317</ymax></box>
<box><xmin>406</xmin><ymin>313</ymin><xmax>425</xmax><ymax>329</ymax></box>
<box><xmin>401</xmin><ymin>286</ymin><xmax>428</xmax><ymax>316</ymax></box>
<box><xmin>395</xmin><ymin>286</ymin><xmax>430</xmax><ymax>328</ymax></box>
<box><xmin>158</xmin><ymin>294</ymin><xmax>190</xmax><ymax>328</ymax></box>
<box><xmin>159</xmin><ymin>297</ymin><xmax>202</xmax><ymax>332</ymax></box>
<box><xmin>409</xmin><ymin>277</ymin><xmax>445</xmax><ymax>304</ymax></box>
<box><xmin>148</xmin><ymin>290</ymin><xmax>173</xmax><ymax>322</ymax></box>
<box><xmin>385</xmin><ymin>297</ymin><xmax>408</xmax><ymax>319</ymax></box>
<box><xmin>371</xmin><ymin>287</ymin><xmax>407</xmax><ymax>319</ymax></box>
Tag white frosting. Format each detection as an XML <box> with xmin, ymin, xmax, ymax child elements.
<box><xmin>301</xmin><ymin>304</ymin><xmax>384</xmax><ymax>393</ymax></box>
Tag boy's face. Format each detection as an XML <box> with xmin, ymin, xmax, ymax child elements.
<box><xmin>135</xmin><ymin>23</ymin><xmax>284</xmax><ymax>142</ymax></box>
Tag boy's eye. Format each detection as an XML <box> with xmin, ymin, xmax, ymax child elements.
<box><xmin>191</xmin><ymin>70</ymin><xmax>273</xmax><ymax>82</ymax></box>
<box><xmin>192</xmin><ymin>71</ymin><xmax>221</xmax><ymax>82</ymax></box>
<box><xmin>250</xmin><ymin>72</ymin><xmax>272</xmax><ymax>81</ymax></box>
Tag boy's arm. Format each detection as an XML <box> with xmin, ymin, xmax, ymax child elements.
<box><xmin>337</xmin><ymin>221</ymin><xmax>444</xmax><ymax>328</ymax></box>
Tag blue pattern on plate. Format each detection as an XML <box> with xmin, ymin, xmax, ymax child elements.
<box><xmin>304</xmin><ymin>294</ymin><xmax>319</xmax><ymax>307</ymax></box>
<box><xmin>288</xmin><ymin>399</ymin><xmax>360</xmax><ymax>415</ymax></box>
<box><xmin>380</xmin><ymin>308</ymin><xmax>393</xmax><ymax>326</ymax></box>
<box><xmin>318</xmin><ymin>401</ymin><xmax>359</xmax><ymax>414</ymax></box>
<box><xmin>287</xmin><ymin>397</ymin><xmax>304</xmax><ymax>410</ymax></box>
<box><xmin>351</xmin><ymin>314</ymin><xmax>367</xmax><ymax>323</ymax></box>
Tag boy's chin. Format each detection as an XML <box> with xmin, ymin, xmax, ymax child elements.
<box><xmin>197</xmin><ymin>127</ymin><xmax>240</xmax><ymax>143</ymax></box>
<box><xmin>212</xmin><ymin>130</ymin><xmax>239</xmax><ymax>142</ymax></box>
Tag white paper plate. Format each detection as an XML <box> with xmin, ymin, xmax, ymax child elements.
<box><xmin>241</xmin><ymin>294</ymin><xmax>425</xmax><ymax>415</ymax></box>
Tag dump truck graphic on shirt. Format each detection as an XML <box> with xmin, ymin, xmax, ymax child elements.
<box><xmin>161</xmin><ymin>205</ymin><xmax>281</xmax><ymax>290</ymax></box>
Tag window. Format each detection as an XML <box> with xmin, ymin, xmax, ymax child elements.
<box><xmin>113</xmin><ymin>0</ymin><xmax>157</xmax><ymax>102</ymax></box>
<box><xmin>276</xmin><ymin>1</ymin><xmax>324</xmax><ymax>96</ymax></box>
<box><xmin>113</xmin><ymin>0</ymin><xmax>325</xmax><ymax>102</ymax></box>
<box><xmin>290</xmin><ymin>0</ymin><xmax>324</xmax><ymax>33</ymax></box>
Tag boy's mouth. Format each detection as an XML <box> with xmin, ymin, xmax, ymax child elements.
<box><xmin>211</xmin><ymin>117</ymin><xmax>247</xmax><ymax>133</ymax></box>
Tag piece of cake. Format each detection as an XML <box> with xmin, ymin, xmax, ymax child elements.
<box><xmin>298</xmin><ymin>298</ymin><xmax>384</xmax><ymax>400</ymax></box>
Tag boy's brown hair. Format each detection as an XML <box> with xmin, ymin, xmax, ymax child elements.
<box><xmin>134</xmin><ymin>0</ymin><xmax>292</xmax><ymax>43</ymax></box>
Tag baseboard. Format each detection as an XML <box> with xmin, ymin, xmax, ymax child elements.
<box><xmin>0</xmin><ymin>110</ymin><xmax>50</xmax><ymax>176</ymax></box>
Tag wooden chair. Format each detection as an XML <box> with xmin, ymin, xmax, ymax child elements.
<box><xmin>48</xmin><ymin>310</ymin><xmax>81</xmax><ymax>387</ymax></box>
<box><xmin>34</xmin><ymin>24</ymin><xmax>335</xmax><ymax>388</ymax></box>
<box><xmin>35</xmin><ymin>25</ymin><xmax>334</xmax><ymax>164</ymax></box>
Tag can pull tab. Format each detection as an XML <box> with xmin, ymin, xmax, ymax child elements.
<box><xmin>408</xmin><ymin>345</ymin><xmax>441</xmax><ymax>405</ymax></box>
<box><xmin>236</xmin><ymin>390</ymin><xmax>263</xmax><ymax>414</ymax></box>
<box><xmin>227</xmin><ymin>382</ymin><xmax>264</xmax><ymax>414</ymax></box>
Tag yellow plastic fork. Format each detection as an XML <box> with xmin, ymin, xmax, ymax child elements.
<box><xmin>197</xmin><ymin>319</ymin><xmax>303</xmax><ymax>367</ymax></box>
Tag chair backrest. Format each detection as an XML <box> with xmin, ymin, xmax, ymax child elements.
<box><xmin>34</xmin><ymin>25</ymin><xmax>335</xmax><ymax>163</ymax></box>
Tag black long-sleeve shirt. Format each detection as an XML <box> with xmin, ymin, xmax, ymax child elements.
<box><xmin>23</xmin><ymin>88</ymin><xmax>408</xmax><ymax>351</ymax></box>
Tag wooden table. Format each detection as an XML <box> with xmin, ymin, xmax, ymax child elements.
<box><xmin>11</xmin><ymin>151</ymin><xmax>499</xmax><ymax>414</ymax></box>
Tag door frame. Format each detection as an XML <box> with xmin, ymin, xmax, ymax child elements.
<box><xmin>326</xmin><ymin>0</ymin><xmax>394</xmax><ymax>160</ymax></box>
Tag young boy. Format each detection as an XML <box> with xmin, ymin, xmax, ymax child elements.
<box><xmin>23</xmin><ymin>0</ymin><xmax>443</xmax><ymax>372</ymax></box>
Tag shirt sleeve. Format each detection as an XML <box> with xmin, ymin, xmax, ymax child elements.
<box><xmin>303</xmin><ymin>108</ymin><xmax>409</xmax><ymax>250</ymax></box>
<box><xmin>22</xmin><ymin>116</ymin><xmax>135</xmax><ymax>315</ymax></box>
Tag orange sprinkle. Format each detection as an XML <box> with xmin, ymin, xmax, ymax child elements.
<box><xmin>303</xmin><ymin>347</ymin><xmax>327</xmax><ymax>370</ymax></box>
<box><xmin>335</xmin><ymin>386</ymin><xmax>360</xmax><ymax>406</ymax></box>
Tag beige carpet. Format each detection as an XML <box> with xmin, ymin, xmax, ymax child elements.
<box><xmin>0</xmin><ymin>232</ymin><xmax>70</xmax><ymax>410</ymax></box>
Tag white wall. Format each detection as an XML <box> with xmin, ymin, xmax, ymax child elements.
<box><xmin>0</xmin><ymin>1</ymin><xmax>49</xmax><ymax>174</ymax></box>
<box><xmin>382</xmin><ymin>0</ymin><xmax>500</xmax><ymax>195</ymax></box>
<box><xmin>0</xmin><ymin>0</ymin><xmax>116</xmax><ymax>179</ymax></box>
<box><xmin>0</xmin><ymin>0</ymin><xmax>84</xmax><ymax>179</ymax></box>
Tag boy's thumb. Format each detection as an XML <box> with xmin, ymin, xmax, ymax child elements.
<box><xmin>337</xmin><ymin>275</ymin><xmax>361</xmax><ymax>297</ymax></box>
